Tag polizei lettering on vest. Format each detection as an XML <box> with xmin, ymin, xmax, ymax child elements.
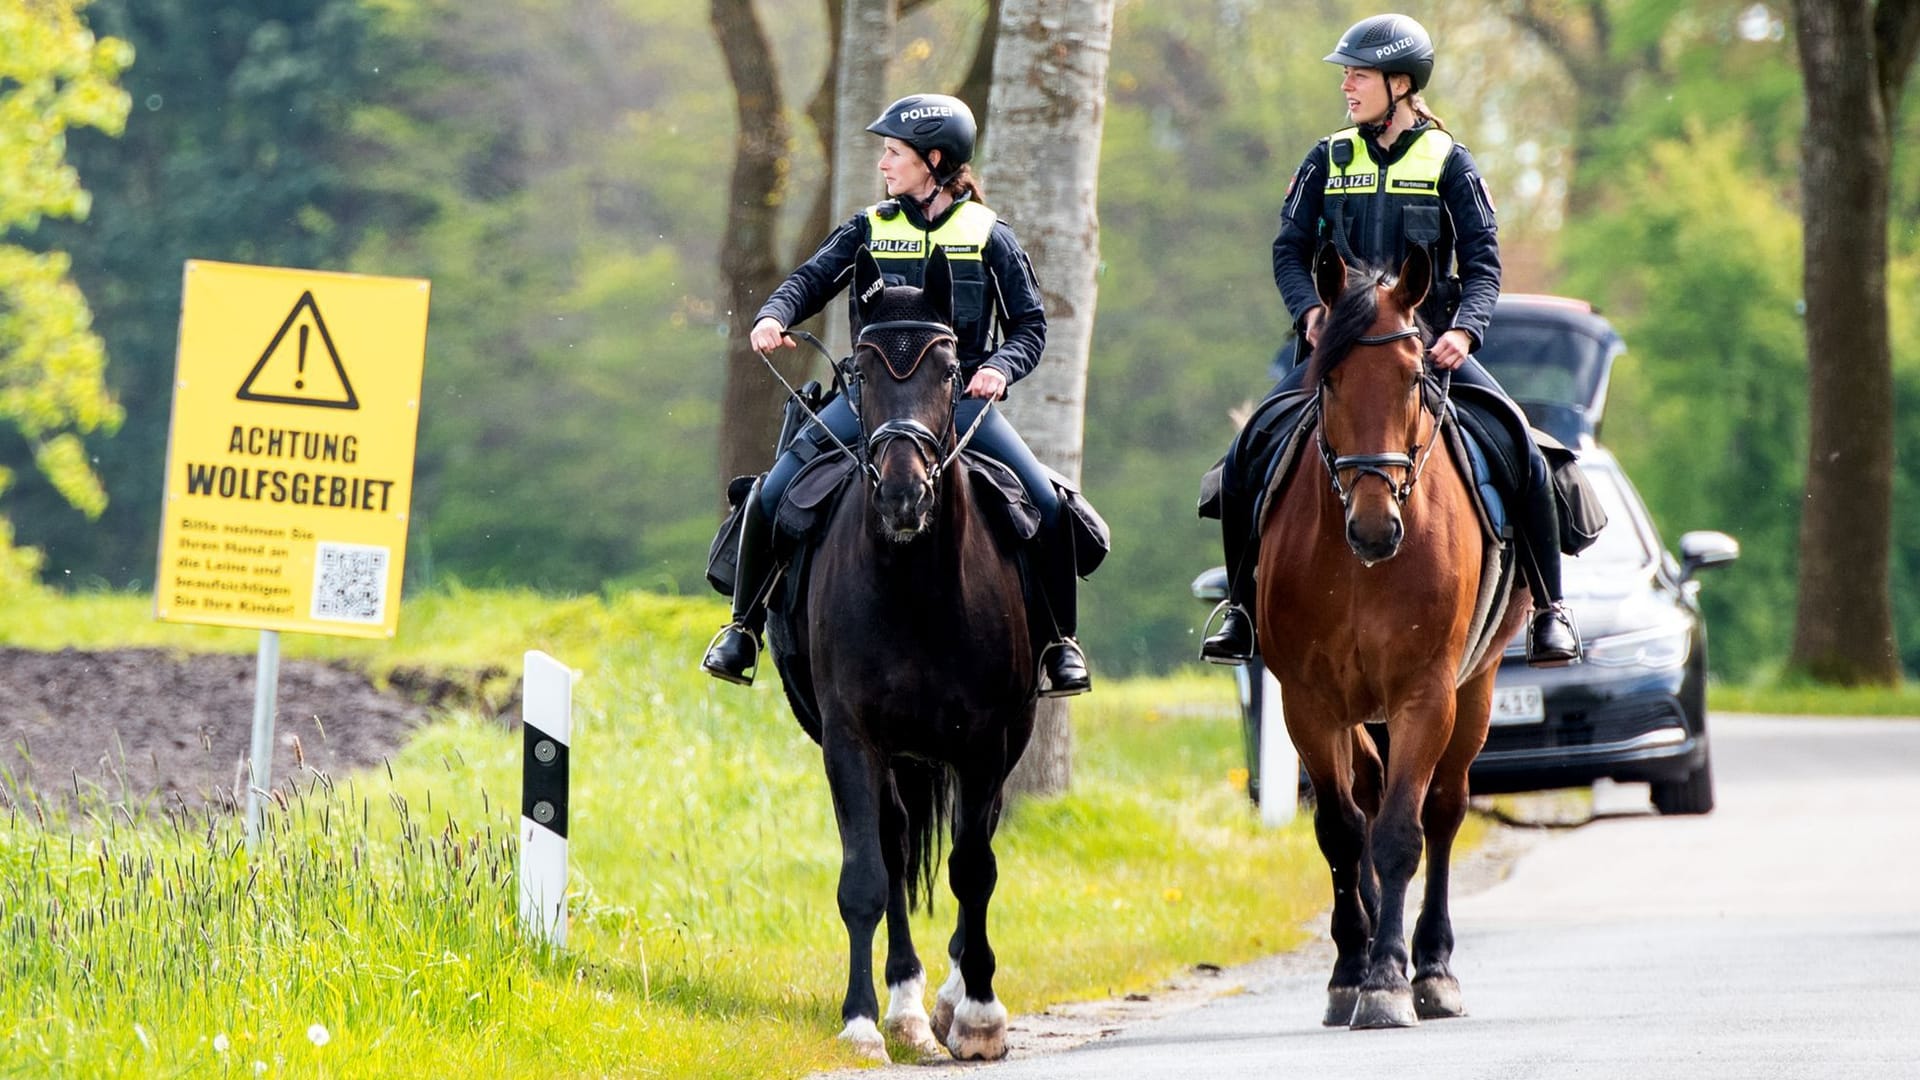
<box><xmin>868</xmin><ymin>239</ymin><xmax>922</xmax><ymax>253</ymax></box>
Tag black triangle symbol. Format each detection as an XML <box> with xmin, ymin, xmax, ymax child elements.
<box><xmin>236</xmin><ymin>291</ymin><xmax>360</xmax><ymax>410</ymax></box>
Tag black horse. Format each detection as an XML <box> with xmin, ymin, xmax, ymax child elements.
<box><xmin>766</xmin><ymin>247</ymin><xmax>1037</xmax><ymax>1063</ymax></box>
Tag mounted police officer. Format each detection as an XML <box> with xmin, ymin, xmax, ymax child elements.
<box><xmin>1200</xmin><ymin>13</ymin><xmax>1582</xmax><ymax>668</ymax></box>
<box><xmin>702</xmin><ymin>92</ymin><xmax>1094</xmax><ymax>697</ymax></box>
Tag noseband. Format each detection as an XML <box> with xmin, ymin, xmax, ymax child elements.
<box><xmin>1314</xmin><ymin>325</ymin><xmax>1449</xmax><ymax>509</ymax></box>
<box><xmin>847</xmin><ymin>318</ymin><xmax>990</xmax><ymax>490</ymax></box>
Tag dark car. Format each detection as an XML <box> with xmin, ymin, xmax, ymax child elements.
<box><xmin>1193</xmin><ymin>295</ymin><xmax>1739</xmax><ymax>816</ymax></box>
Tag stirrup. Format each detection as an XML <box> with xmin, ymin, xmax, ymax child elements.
<box><xmin>700</xmin><ymin>622</ymin><xmax>761</xmax><ymax>686</ymax></box>
<box><xmin>1198</xmin><ymin>600</ymin><xmax>1255</xmax><ymax>665</ymax></box>
<box><xmin>1525</xmin><ymin>603</ymin><xmax>1581</xmax><ymax>668</ymax></box>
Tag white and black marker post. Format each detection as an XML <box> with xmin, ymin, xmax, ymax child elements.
<box><xmin>519</xmin><ymin>650</ymin><xmax>573</xmax><ymax>947</ymax></box>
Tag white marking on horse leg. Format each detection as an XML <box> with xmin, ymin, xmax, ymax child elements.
<box><xmin>947</xmin><ymin>997</ymin><xmax>1010</xmax><ymax>1061</ymax></box>
<box><xmin>885</xmin><ymin>972</ymin><xmax>942</xmax><ymax>1059</ymax></box>
<box><xmin>932</xmin><ymin>966</ymin><xmax>966</xmax><ymax>1050</ymax></box>
<box><xmin>837</xmin><ymin>1017</ymin><xmax>890</xmax><ymax>1062</ymax></box>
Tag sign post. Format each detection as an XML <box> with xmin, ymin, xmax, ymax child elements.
<box><xmin>157</xmin><ymin>261</ymin><xmax>431</xmax><ymax>850</ymax></box>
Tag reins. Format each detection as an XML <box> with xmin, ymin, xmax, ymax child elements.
<box><xmin>756</xmin><ymin>323</ymin><xmax>990</xmax><ymax>490</ymax></box>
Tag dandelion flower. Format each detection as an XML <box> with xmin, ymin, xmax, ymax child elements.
<box><xmin>213</xmin><ymin>1033</ymin><xmax>231</xmax><ymax>1054</ymax></box>
<box><xmin>306</xmin><ymin>1023</ymin><xmax>331</xmax><ymax>1047</ymax></box>
<box><xmin>1163</xmin><ymin>886</ymin><xmax>1184</xmax><ymax>904</ymax></box>
<box><xmin>1227</xmin><ymin>767</ymin><xmax>1250</xmax><ymax>791</ymax></box>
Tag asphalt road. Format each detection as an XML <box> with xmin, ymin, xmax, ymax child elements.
<box><xmin>924</xmin><ymin>714</ymin><xmax>1920</xmax><ymax>1079</ymax></box>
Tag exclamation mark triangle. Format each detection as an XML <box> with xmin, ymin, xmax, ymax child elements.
<box><xmin>236</xmin><ymin>291</ymin><xmax>359</xmax><ymax>410</ymax></box>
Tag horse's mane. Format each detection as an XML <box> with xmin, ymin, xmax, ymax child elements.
<box><xmin>1306</xmin><ymin>265</ymin><xmax>1431</xmax><ymax>386</ymax></box>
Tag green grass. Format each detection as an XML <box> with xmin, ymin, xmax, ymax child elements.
<box><xmin>1709</xmin><ymin>677</ymin><xmax>1920</xmax><ymax>718</ymax></box>
<box><xmin>0</xmin><ymin>587</ymin><xmax>1327</xmax><ymax>1078</ymax></box>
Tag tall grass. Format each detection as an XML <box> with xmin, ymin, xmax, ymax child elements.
<box><xmin>0</xmin><ymin>588</ymin><xmax>1326</xmax><ymax>1078</ymax></box>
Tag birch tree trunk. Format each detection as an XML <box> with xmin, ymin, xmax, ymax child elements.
<box><xmin>1786</xmin><ymin>0</ymin><xmax>1920</xmax><ymax>685</ymax></box>
<box><xmin>986</xmin><ymin>0</ymin><xmax>1114</xmax><ymax>798</ymax></box>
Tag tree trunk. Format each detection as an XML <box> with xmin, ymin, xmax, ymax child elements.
<box><xmin>1787</xmin><ymin>0</ymin><xmax>1919</xmax><ymax>684</ymax></box>
<box><xmin>712</xmin><ymin>0</ymin><xmax>807</xmax><ymax>495</ymax></box>
<box><xmin>823</xmin><ymin>0</ymin><xmax>897</xmax><ymax>358</ymax></box>
<box><xmin>987</xmin><ymin>0</ymin><xmax>1115</xmax><ymax>798</ymax></box>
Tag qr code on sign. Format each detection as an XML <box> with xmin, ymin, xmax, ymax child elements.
<box><xmin>312</xmin><ymin>542</ymin><xmax>388</xmax><ymax>624</ymax></box>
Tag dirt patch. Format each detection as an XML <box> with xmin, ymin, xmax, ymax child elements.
<box><xmin>0</xmin><ymin>646</ymin><xmax>500</xmax><ymax>816</ymax></box>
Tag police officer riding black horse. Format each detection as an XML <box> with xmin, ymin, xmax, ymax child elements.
<box><xmin>1201</xmin><ymin>13</ymin><xmax>1583</xmax><ymax>670</ymax></box>
<box><xmin>703</xmin><ymin>93</ymin><xmax>1094</xmax><ymax>698</ymax></box>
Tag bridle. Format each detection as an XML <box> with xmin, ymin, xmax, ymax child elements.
<box><xmin>751</xmin><ymin>320</ymin><xmax>990</xmax><ymax>492</ymax></box>
<box><xmin>846</xmin><ymin>318</ymin><xmax>990</xmax><ymax>491</ymax></box>
<box><xmin>1313</xmin><ymin>323</ymin><xmax>1451</xmax><ymax>509</ymax></box>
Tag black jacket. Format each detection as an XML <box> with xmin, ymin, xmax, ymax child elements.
<box><xmin>1271</xmin><ymin>123</ymin><xmax>1502</xmax><ymax>347</ymax></box>
<box><xmin>755</xmin><ymin>198</ymin><xmax>1049</xmax><ymax>385</ymax></box>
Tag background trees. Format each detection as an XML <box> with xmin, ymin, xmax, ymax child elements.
<box><xmin>4</xmin><ymin>0</ymin><xmax>1918</xmax><ymax>688</ymax></box>
<box><xmin>0</xmin><ymin>0</ymin><xmax>129</xmax><ymax>589</ymax></box>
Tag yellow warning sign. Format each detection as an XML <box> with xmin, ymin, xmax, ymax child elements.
<box><xmin>155</xmin><ymin>261</ymin><xmax>431</xmax><ymax>639</ymax></box>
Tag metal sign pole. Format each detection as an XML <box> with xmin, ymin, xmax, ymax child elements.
<box><xmin>245</xmin><ymin>629</ymin><xmax>282</xmax><ymax>852</ymax></box>
<box><xmin>519</xmin><ymin>650</ymin><xmax>574</xmax><ymax>947</ymax></box>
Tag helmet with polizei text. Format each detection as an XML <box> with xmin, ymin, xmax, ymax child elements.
<box><xmin>866</xmin><ymin>94</ymin><xmax>976</xmax><ymax>183</ymax></box>
<box><xmin>1325</xmin><ymin>13</ymin><xmax>1435</xmax><ymax>92</ymax></box>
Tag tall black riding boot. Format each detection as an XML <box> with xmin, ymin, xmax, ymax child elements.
<box><xmin>1200</xmin><ymin>490</ymin><xmax>1258</xmax><ymax>664</ymax></box>
<box><xmin>1035</xmin><ymin>522</ymin><xmax>1091</xmax><ymax>698</ymax></box>
<box><xmin>1517</xmin><ymin>482</ymin><xmax>1580</xmax><ymax>668</ymax></box>
<box><xmin>702</xmin><ymin>479</ymin><xmax>781</xmax><ymax>685</ymax></box>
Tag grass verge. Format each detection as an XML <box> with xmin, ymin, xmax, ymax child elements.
<box><xmin>0</xmin><ymin>587</ymin><xmax>1326</xmax><ymax>1078</ymax></box>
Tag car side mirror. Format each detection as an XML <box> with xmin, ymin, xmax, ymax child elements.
<box><xmin>1191</xmin><ymin>566</ymin><xmax>1229</xmax><ymax>603</ymax></box>
<box><xmin>1677</xmin><ymin>530</ymin><xmax>1739</xmax><ymax>584</ymax></box>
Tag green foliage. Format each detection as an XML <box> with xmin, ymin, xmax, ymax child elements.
<box><xmin>0</xmin><ymin>587</ymin><xmax>1328</xmax><ymax>1077</ymax></box>
<box><xmin>9</xmin><ymin>0</ymin><xmax>383</xmax><ymax>590</ymax></box>
<box><xmin>1562</xmin><ymin>122</ymin><xmax>1805</xmax><ymax>677</ymax></box>
<box><xmin>0</xmin><ymin>0</ymin><xmax>129</xmax><ymax>589</ymax></box>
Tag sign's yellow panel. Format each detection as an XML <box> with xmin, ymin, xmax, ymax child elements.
<box><xmin>155</xmin><ymin>261</ymin><xmax>431</xmax><ymax>638</ymax></box>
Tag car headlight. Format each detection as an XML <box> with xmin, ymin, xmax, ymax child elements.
<box><xmin>1582</xmin><ymin>624</ymin><xmax>1692</xmax><ymax>669</ymax></box>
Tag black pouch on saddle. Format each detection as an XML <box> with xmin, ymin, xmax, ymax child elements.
<box><xmin>775</xmin><ymin>451</ymin><xmax>857</xmax><ymax>544</ymax></box>
<box><xmin>705</xmin><ymin>474</ymin><xmax>759</xmax><ymax>597</ymax></box>
<box><xmin>1534</xmin><ymin>428</ymin><xmax>1607</xmax><ymax>556</ymax></box>
<box><xmin>1042</xmin><ymin>464</ymin><xmax>1112</xmax><ymax>577</ymax></box>
<box><xmin>776</xmin><ymin>380</ymin><xmax>828</xmax><ymax>455</ymax></box>
<box><xmin>963</xmin><ymin>451</ymin><xmax>1042</xmax><ymax>544</ymax></box>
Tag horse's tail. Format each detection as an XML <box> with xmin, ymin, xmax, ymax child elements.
<box><xmin>892</xmin><ymin>757</ymin><xmax>953</xmax><ymax>913</ymax></box>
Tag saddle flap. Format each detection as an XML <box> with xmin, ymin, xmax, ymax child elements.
<box><xmin>775</xmin><ymin>452</ymin><xmax>857</xmax><ymax>541</ymax></box>
<box><xmin>962</xmin><ymin>450</ymin><xmax>1042</xmax><ymax>543</ymax></box>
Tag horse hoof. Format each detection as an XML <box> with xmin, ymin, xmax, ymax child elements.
<box><xmin>1413</xmin><ymin>974</ymin><xmax>1466</xmax><ymax>1019</ymax></box>
<box><xmin>1323</xmin><ymin>986</ymin><xmax>1360</xmax><ymax>1027</ymax></box>
<box><xmin>838</xmin><ymin>1017</ymin><xmax>891</xmax><ymax>1062</ymax></box>
<box><xmin>1351</xmin><ymin>988</ymin><xmax>1420</xmax><ymax>1029</ymax></box>
<box><xmin>887</xmin><ymin>1014</ymin><xmax>944</xmax><ymax>1061</ymax></box>
<box><xmin>932</xmin><ymin>968</ymin><xmax>965</xmax><ymax>1051</ymax></box>
<box><xmin>945</xmin><ymin>998</ymin><xmax>1010</xmax><ymax>1060</ymax></box>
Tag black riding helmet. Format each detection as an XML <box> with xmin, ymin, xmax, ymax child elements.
<box><xmin>1324</xmin><ymin>13</ymin><xmax>1435</xmax><ymax>93</ymax></box>
<box><xmin>866</xmin><ymin>94</ymin><xmax>977</xmax><ymax>185</ymax></box>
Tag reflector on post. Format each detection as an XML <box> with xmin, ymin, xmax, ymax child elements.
<box><xmin>520</xmin><ymin>650</ymin><xmax>573</xmax><ymax>946</ymax></box>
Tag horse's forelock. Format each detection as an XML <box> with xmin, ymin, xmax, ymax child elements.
<box><xmin>1306</xmin><ymin>270</ymin><xmax>1385</xmax><ymax>386</ymax></box>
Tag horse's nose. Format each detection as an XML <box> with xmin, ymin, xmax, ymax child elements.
<box><xmin>876</xmin><ymin>477</ymin><xmax>934</xmax><ymax>539</ymax></box>
<box><xmin>1346</xmin><ymin>508</ymin><xmax>1403</xmax><ymax>564</ymax></box>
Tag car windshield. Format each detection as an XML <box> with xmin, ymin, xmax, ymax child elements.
<box><xmin>1566</xmin><ymin>465</ymin><xmax>1654</xmax><ymax>575</ymax></box>
<box><xmin>1474</xmin><ymin>319</ymin><xmax>1611</xmax><ymax>413</ymax></box>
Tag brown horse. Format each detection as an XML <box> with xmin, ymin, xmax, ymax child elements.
<box><xmin>1257</xmin><ymin>246</ymin><xmax>1526</xmax><ymax>1029</ymax></box>
<box><xmin>765</xmin><ymin>247</ymin><xmax>1036</xmax><ymax>1063</ymax></box>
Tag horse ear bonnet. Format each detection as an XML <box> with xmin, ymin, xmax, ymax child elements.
<box><xmin>853</xmin><ymin>248</ymin><xmax>886</xmax><ymax>325</ymax></box>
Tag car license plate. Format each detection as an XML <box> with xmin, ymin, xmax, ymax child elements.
<box><xmin>1491</xmin><ymin>685</ymin><xmax>1544</xmax><ymax>725</ymax></box>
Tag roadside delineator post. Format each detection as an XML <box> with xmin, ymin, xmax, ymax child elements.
<box><xmin>519</xmin><ymin>650</ymin><xmax>573</xmax><ymax>947</ymax></box>
<box><xmin>1257</xmin><ymin>665</ymin><xmax>1298</xmax><ymax>827</ymax></box>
